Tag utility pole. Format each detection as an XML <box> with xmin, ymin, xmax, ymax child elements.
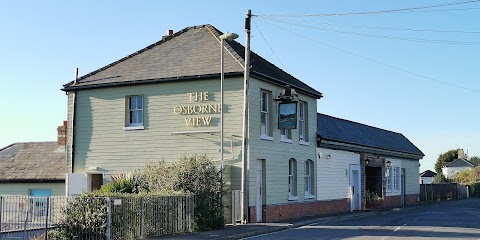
<box><xmin>241</xmin><ymin>9</ymin><xmax>251</xmax><ymax>224</ymax></box>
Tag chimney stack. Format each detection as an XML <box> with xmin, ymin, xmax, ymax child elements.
<box><xmin>162</xmin><ymin>29</ymin><xmax>174</xmax><ymax>40</ymax></box>
<box><xmin>57</xmin><ymin>121</ymin><xmax>67</xmax><ymax>146</ymax></box>
<box><xmin>458</xmin><ymin>149</ymin><xmax>465</xmax><ymax>159</ymax></box>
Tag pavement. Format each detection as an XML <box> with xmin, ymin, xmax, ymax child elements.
<box><xmin>149</xmin><ymin>199</ymin><xmax>464</xmax><ymax>240</ymax></box>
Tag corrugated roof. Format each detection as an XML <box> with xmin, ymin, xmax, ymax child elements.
<box><xmin>62</xmin><ymin>24</ymin><xmax>322</xmax><ymax>98</ymax></box>
<box><xmin>0</xmin><ymin>142</ymin><xmax>65</xmax><ymax>181</ymax></box>
<box><xmin>317</xmin><ymin>113</ymin><xmax>424</xmax><ymax>157</ymax></box>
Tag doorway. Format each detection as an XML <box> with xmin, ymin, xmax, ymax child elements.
<box><xmin>401</xmin><ymin>168</ymin><xmax>406</xmax><ymax>205</ymax></box>
<box><xmin>349</xmin><ymin>165</ymin><xmax>361</xmax><ymax>211</ymax></box>
<box><xmin>256</xmin><ymin>159</ymin><xmax>265</xmax><ymax>222</ymax></box>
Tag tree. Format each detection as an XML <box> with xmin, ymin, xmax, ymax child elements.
<box><xmin>434</xmin><ymin>149</ymin><xmax>458</xmax><ymax>180</ymax></box>
<box><xmin>469</xmin><ymin>156</ymin><xmax>480</xmax><ymax>165</ymax></box>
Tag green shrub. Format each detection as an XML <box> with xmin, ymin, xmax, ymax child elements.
<box><xmin>468</xmin><ymin>182</ymin><xmax>480</xmax><ymax>197</ymax></box>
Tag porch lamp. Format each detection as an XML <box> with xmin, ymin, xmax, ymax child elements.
<box><xmin>365</xmin><ymin>158</ymin><xmax>370</xmax><ymax>165</ymax></box>
<box><xmin>386</xmin><ymin>160</ymin><xmax>392</xmax><ymax>168</ymax></box>
<box><xmin>219</xmin><ymin>32</ymin><xmax>239</xmax><ymax>179</ymax></box>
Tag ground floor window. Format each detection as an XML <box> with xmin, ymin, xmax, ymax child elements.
<box><xmin>288</xmin><ymin>158</ymin><xmax>297</xmax><ymax>198</ymax></box>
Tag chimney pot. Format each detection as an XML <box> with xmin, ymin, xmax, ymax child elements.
<box><xmin>168</xmin><ymin>29</ymin><xmax>173</xmax><ymax>35</ymax></box>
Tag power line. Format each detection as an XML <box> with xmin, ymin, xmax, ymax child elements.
<box><xmin>254</xmin><ymin>0</ymin><xmax>480</xmax><ymax>17</ymax></box>
<box><xmin>257</xmin><ymin>20</ymin><xmax>480</xmax><ymax>93</ymax></box>
<box><xmin>252</xmin><ymin>19</ymin><xmax>289</xmax><ymax>72</ymax></box>
<box><xmin>260</xmin><ymin>18</ymin><xmax>480</xmax><ymax>45</ymax></box>
<box><xmin>260</xmin><ymin>18</ymin><xmax>480</xmax><ymax>34</ymax></box>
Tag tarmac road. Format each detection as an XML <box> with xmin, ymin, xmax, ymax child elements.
<box><xmin>247</xmin><ymin>198</ymin><xmax>480</xmax><ymax>240</ymax></box>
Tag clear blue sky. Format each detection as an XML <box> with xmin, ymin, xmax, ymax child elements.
<box><xmin>1</xmin><ymin>1</ymin><xmax>479</xmax><ymax>172</ymax></box>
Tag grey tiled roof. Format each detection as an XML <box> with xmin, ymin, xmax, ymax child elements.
<box><xmin>62</xmin><ymin>24</ymin><xmax>322</xmax><ymax>98</ymax></box>
<box><xmin>444</xmin><ymin>159</ymin><xmax>477</xmax><ymax>168</ymax></box>
<box><xmin>317</xmin><ymin>113</ymin><xmax>424</xmax><ymax>157</ymax></box>
<box><xmin>0</xmin><ymin>142</ymin><xmax>65</xmax><ymax>181</ymax></box>
<box><xmin>420</xmin><ymin>170</ymin><xmax>437</xmax><ymax>177</ymax></box>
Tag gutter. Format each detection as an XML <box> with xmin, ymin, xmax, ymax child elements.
<box><xmin>250</xmin><ymin>71</ymin><xmax>323</xmax><ymax>99</ymax></box>
<box><xmin>62</xmin><ymin>72</ymin><xmax>244</xmax><ymax>91</ymax></box>
<box><xmin>0</xmin><ymin>179</ymin><xmax>65</xmax><ymax>183</ymax></box>
<box><xmin>319</xmin><ymin>139</ymin><xmax>424</xmax><ymax>160</ymax></box>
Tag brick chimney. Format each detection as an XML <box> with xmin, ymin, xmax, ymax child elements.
<box><xmin>57</xmin><ymin>121</ymin><xmax>67</xmax><ymax>146</ymax></box>
<box><xmin>162</xmin><ymin>29</ymin><xmax>174</xmax><ymax>40</ymax></box>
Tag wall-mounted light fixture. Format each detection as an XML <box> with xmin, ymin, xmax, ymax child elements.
<box><xmin>386</xmin><ymin>160</ymin><xmax>392</xmax><ymax>168</ymax></box>
<box><xmin>418</xmin><ymin>163</ymin><xmax>421</xmax><ymax>167</ymax></box>
<box><xmin>365</xmin><ymin>158</ymin><xmax>370</xmax><ymax>165</ymax></box>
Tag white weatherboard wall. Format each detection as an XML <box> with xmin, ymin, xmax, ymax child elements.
<box><xmin>442</xmin><ymin>166</ymin><xmax>470</xmax><ymax>179</ymax></box>
<box><xmin>0</xmin><ymin>183</ymin><xmax>65</xmax><ymax>196</ymax></box>
<box><xmin>247</xmin><ymin>77</ymin><xmax>318</xmax><ymax>206</ymax></box>
<box><xmin>420</xmin><ymin>176</ymin><xmax>433</xmax><ymax>184</ymax></box>
<box><xmin>317</xmin><ymin>148</ymin><xmax>360</xmax><ymax>201</ymax></box>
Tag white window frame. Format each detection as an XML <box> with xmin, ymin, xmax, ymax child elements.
<box><xmin>305</xmin><ymin>160</ymin><xmax>314</xmax><ymax>198</ymax></box>
<box><xmin>288</xmin><ymin>158</ymin><xmax>298</xmax><ymax>200</ymax></box>
<box><xmin>386</xmin><ymin>166</ymin><xmax>392</xmax><ymax>192</ymax></box>
<box><xmin>125</xmin><ymin>95</ymin><xmax>144</xmax><ymax>130</ymax></box>
<box><xmin>298</xmin><ymin>101</ymin><xmax>309</xmax><ymax>145</ymax></box>
<box><xmin>393</xmin><ymin>167</ymin><xmax>399</xmax><ymax>191</ymax></box>
<box><xmin>280</xmin><ymin>129</ymin><xmax>292</xmax><ymax>143</ymax></box>
<box><xmin>260</xmin><ymin>90</ymin><xmax>272</xmax><ymax>140</ymax></box>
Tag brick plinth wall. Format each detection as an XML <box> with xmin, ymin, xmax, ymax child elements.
<box><xmin>406</xmin><ymin>194</ymin><xmax>418</xmax><ymax>205</ymax></box>
<box><xmin>248</xmin><ymin>198</ymin><xmax>350</xmax><ymax>223</ymax></box>
<box><xmin>383</xmin><ymin>195</ymin><xmax>401</xmax><ymax>208</ymax></box>
<box><xmin>368</xmin><ymin>194</ymin><xmax>418</xmax><ymax>209</ymax></box>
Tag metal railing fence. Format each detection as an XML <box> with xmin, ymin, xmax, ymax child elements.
<box><xmin>0</xmin><ymin>195</ymin><xmax>195</xmax><ymax>240</ymax></box>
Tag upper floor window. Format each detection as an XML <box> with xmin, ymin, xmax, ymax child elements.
<box><xmin>299</xmin><ymin>101</ymin><xmax>308</xmax><ymax>143</ymax></box>
<box><xmin>127</xmin><ymin>95</ymin><xmax>143</xmax><ymax>128</ymax></box>
<box><xmin>280</xmin><ymin>129</ymin><xmax>292</xmax><ymax>143</ymax></box>
<box><xmin>260</xmin><ymin>90</ymin><xmax>273</xmax><ymax>140</ymax></box>
<box><xmin>305</xmin><ymin>159</ymin><xmax>314</xmax><ymax>197</ymax></box>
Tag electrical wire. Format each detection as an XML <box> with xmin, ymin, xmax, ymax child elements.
<box><xmin>256</xmin><ymin>20</ymin><xmax>480</xmax><ymax>93</ymax></box>
<box><xmin>259</xmin><ymin>18</ymin><xmax>480</xmax><ymax>34</ymax></box>
<box><xmin>252</xmin><ymin>19</ymin><xmax>289</xmax><ymax>72</ymax></box>
<box><xmin>254</xmin><ymin>0</ymin><xmax>480</xmax><ymax>18</ymax></box>
<box><xmin>260</xmin><ymin>18</ymin><xmax>480</xmax><ymax>45</ymax></box>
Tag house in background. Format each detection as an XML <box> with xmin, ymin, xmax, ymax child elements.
<box><xmin>419</xmin><ymin>170</ymin><xmax>437</xmax><ymax>184</ymax></box>
<box><xmin>442</xmin><ymin>149</ymin><xmax>477</xmax><ymax>179</ymax></box>
<box><xmin>316</xmin><ymin>114</ymin><xmax>424</xmax><ymax>210</ymax></box>
<box><xmin>0</xmin><ymin>122</ymin><xmax>67</xmax><ymax>196</ymax></box>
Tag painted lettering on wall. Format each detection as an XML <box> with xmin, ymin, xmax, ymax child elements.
<box><xmin>174</xmin><ymin>92</ymin><xmax>220</xmax><ymax>127</ymax></box>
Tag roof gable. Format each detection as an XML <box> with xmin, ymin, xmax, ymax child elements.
<box><xmin>444</xmin><ymin>159</ymin><xmax>477</xmax><ymax>168</ymax></box>
<box><xmin>420</xmin><ymin>170</ymin><xmax>437</xmax><ymax>177</ymax></box>
<box><xmin>317</xmin><ymin>113</ymin><xmax>424</xmax><ymax>157</ymax></box>
<box><xmin>0</xmin><ymin>142</ymin><xmax>66</xmax><ymax>181</ymax></box>
<box><xmin>63</xmin><ymin>24</ymin><xmax>322</xmax><ymax>98</ymax></box>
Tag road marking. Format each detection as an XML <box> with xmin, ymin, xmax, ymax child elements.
<box><xmin>394</xmin><ymin>224</ymin><xmax>407</xmax><ymax>232</ymax></box>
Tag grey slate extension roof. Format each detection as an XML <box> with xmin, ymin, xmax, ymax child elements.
<box><xmin>0</xmin><ymin>142</ymin><xmax>65</xmax><ymax>183</ymax></box>
<box><xmin>317</xmin><ymin>113</ymin><xmax>424</xmax><ymax>157</ymax></box>
<box><xmin>420</xmin><ymin>170</ymin><xmax>437</xmax><ymax>178</ymax></box>
<box><xmin>444</xmin><ymin>158</ymin><xmax>478</xmax><ymax>168</ymax></box>
<box><xmin>62</xmin><ymin>24</ymin><xmax>322</xmax><ymax>98</ymax></box>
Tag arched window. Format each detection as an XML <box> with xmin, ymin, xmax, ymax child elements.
<box><xmin>305</xmin><ymin>159</ymin><xmax>314</xmax><ymax>196</ymax></box>
<box><xmin>288</xmin><ymin>158</ymin><xmax>297</xmax><ymax>198</ymax></box>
